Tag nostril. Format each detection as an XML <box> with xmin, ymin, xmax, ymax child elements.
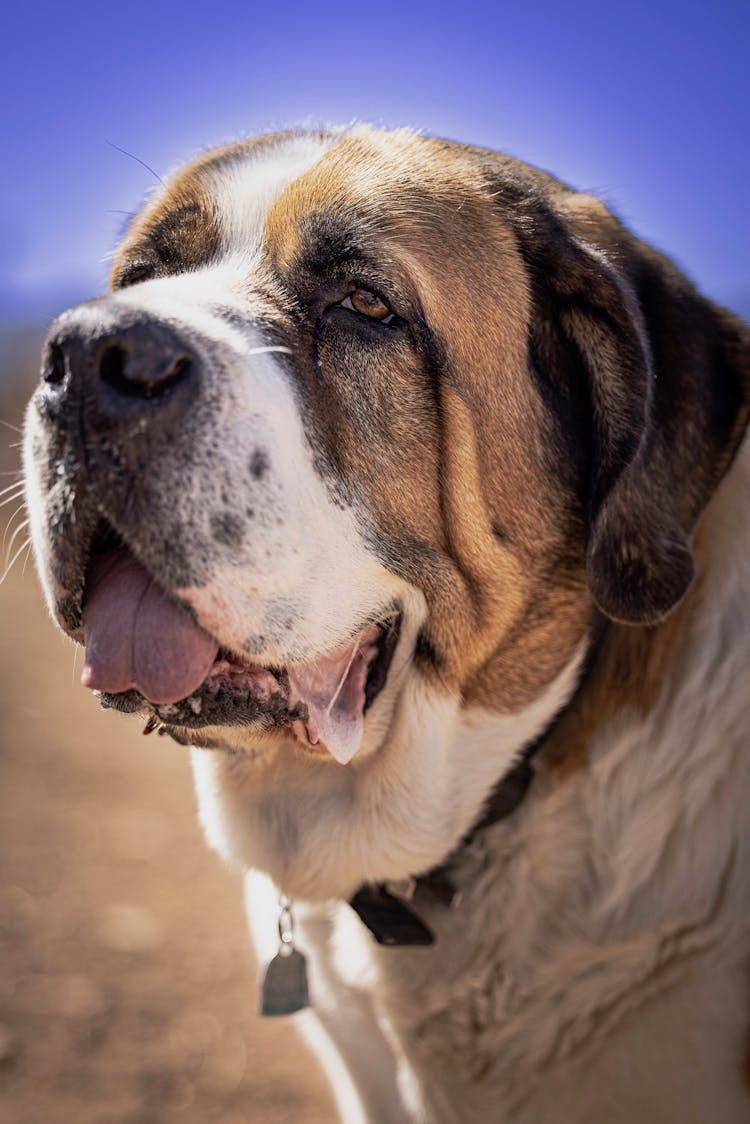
<box><xmin>99</xmin><ymin>345</ymin><xmax>127</xmax><ymax>390</ymax></box>
<box><xmin>43</xmin><ymin>342</ymin><xmax>67</xmax><ymax>386</ymax></box>
<box><xmin>168</xmin><ymin>356</ymin><xmax>193</xmax><ymax>387</ymax></box>
<box><xmin>97</xmin><ymin>344</ymin><xmax>192</xmax><ymax>400</ymax></box>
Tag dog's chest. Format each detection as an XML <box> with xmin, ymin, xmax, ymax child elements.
<box><xmin>305</xmin><ymin>743</ymin><xmax>750</xmax><ymax>1124</ymax></box>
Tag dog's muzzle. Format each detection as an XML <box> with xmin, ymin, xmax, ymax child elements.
<box><xmin>28</xmin><ymin>299</ymin><xmax>405</xmax><ymax>765</ymax></box>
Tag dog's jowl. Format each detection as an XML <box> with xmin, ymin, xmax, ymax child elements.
<box><xmin>24</xmin><ymin>127</ymin><xmax>750</xmax><ymax>1123</ymax></box>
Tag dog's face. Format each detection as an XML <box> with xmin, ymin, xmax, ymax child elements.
<box><xmin>24</xmin><ymin>127</ymin><xmax>748</xmax><ymax>898</ymax></box>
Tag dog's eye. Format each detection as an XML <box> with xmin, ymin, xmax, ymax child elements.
<box><xmin>340</xmin><ymin>289</ymin><xmax>395</xmax><ymax>324</ymax></box>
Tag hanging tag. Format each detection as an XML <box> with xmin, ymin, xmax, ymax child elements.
<box><xmin>260</xmin><ymin>947</ymin><xmax>309</xmax><ymax>1016</ymax></box>
<box><xmin>260</xmin><ymin>896</ymin><xmax>310</xmax><ymax>1017</ymax></box>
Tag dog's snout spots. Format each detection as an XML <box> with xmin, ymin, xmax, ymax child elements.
<box><xmin>211</xmin><ymin>511</ymin><xmax>245</xmax><ymax>547</ymax></box>
<box><xmin>249</xmin><ymin>449</ymin><xmax>270</xmax><ymax>480</ymax></box>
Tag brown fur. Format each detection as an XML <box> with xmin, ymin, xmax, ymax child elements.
<box><xmin>261</xmin><ymin>132</ymin><xmax>591</xmax><ymax>707</ymax></box>
<box><xmin>542</xmin><ymin>599</ymin><xmax>693</xmax><ymax>781</ymax></box>
<box><xmin>111</xmin><ymin>132</ymin><xmax>325</xmax><ymax>287</ymax></box>
<box><xmin>28</xmin><ymin>126</ymin><xmax>750</xmax><ymax>1119</ymax></box>
<box><xmin>111</xmin><ymin>161</ymin><xmax>220</xmax><ymax>287</ymax></box>
<box><xmin>108</xmin><ymin>126</ymin><xmax>750</xmax><ymax>727</ymax></box>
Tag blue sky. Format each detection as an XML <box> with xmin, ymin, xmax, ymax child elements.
<box><xmin>2</xmin><ymin>0</ymin><xmax>748</xmax><ymax>324</ymax></box>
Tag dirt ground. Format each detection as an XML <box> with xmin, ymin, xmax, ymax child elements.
<box><xmin>0</xmin><ymin>376</ymin><xmax>335</xmax><ymax>1122</ymax></box>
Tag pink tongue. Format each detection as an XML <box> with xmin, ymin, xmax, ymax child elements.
<box><xmin>287</xmin><ymin>626</ymin><xmax>381</xmax><ymax>765</ymax></box>
<box><xmin>82</xmin><ymin>550</ymin><xmax>219</xmax><ymax>705</ymax></box>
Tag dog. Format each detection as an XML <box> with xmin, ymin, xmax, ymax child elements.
<box><xmin>23</xmin><ymin>126</ymin><xmax>750</xmax><ymax>1123</ymax></box>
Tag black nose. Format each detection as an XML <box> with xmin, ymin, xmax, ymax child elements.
<box><xmin>41</xmin><ymin>301</ymin><xmax>200</xmax><ymax>427</ymax></box>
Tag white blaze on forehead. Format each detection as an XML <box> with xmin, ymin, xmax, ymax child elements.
<box><xmin>210</xmin><ymin>133</ymin><xmax>334</xmax><ymax>262</ymax></box>
<box><xmin>105</xmin><ymin>132</ymin><xmax>336</xmax><ymax>337</ymax></box>
<box><xmin>107</xmin><ymin>134</ymin><xmax>335</xmax><ymax>339</ymax></box>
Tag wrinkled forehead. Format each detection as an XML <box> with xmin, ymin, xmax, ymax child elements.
<box><xmin>111</xmin><ymin>128</ymin><xmax>494</xmax><ymax>286</ymax></box>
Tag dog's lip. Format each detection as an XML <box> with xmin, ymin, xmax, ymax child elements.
<box><xmin>95</xmin><ymin>611</ymin><xmax>403</xmax><ymax>756</ymax></box>
<box><xmin>77</xmin><ymin>535</ymin><xmax>403</xmax><ymax>762</ymax></box>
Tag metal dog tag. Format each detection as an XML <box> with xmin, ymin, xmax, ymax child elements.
<box><xmin>260</xmin><ymin>895</ymin><xmax>309</xmax><ymax>1016</ymax></box>
<box><xmin>260</xmin><ymin>947</ymin><xmax>309</xmax><ymax>1016</ymax></box>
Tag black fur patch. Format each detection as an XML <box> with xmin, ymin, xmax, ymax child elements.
<box><xmin>249</xmin><ymin>449</ymin><xmax>270</xmax><ymax>480</ymax></box>
<box><xmin>414</xmin><ymin>630</ymin><xmax>445</xmax><ymax>674</ymax></box>
<box><xmin>210</xmin><ymin>511</ymin><xmax>244</xmax><ymax>547</ymax></box>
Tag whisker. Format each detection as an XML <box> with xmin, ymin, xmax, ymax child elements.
<box><xmin>0</xmin><ymin>419</ymin><xmax>22</xmax><ymax>434</ymax></box>
<box><xmin>4</xmin><ymin>517</ymin><xmax>29</xmax><ymax>561</ymax></box>
<box><xmin>21</xmin><ymin>541</ymin><xmax>33</xmax><ymax>576</ymax></box>
<box><xmin>2</xmin><ymin>504</ymin><xmax>27</xmax><ymax>550</ymax></box>
<box><xmin>246</xmin><ymin>346</ymin><xmax>293</xmax><ymax>357</ymax></box>
<box><xmin>0</xmin><ymin>478</ymin><xmax>25</xmax><ymax>499</ymax></box>
<box><xmin>72</xmin><ymin>643</ymin><xmax>81</xmax><ymax>686</ymax></box>
<box><xmin>0</xmin><ymin>498</ymin><xmax>25</xmax><ymax>520</ymax></box>
<box><xmin>0</xmin><ymin>497</ymin><xmax>26</xmax><ymax>518</ymax></box>
<box><xmin>0</xmin><ymin>487</ymin><xmax>26</xmax><ymax>509</ymax></box>
<box><xmin>0</xmin><ymin>538</ymin><xmax>32</xmax><ymax>587</ymax></box>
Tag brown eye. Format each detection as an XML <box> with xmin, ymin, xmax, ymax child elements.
<box><xmin>341</xmin><ymin>288</ymin><xmax>394</xmax><ymax>323</ymax></box>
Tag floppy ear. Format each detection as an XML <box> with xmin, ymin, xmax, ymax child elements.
<box><xmin>503</xmin><ymin>181</ymin><xmax>750</xmax><ymax>624</ymax></box>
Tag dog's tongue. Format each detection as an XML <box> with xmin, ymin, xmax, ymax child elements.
<box><xmin>81</xmin><ymin>548</ymin><xmax>379</xmax><ymax>763</ymax></box>
<box><xmin>81</xmin><ymin>550</ymin><xmax>218</xmax><ymax>704</ymax></box>
<box><xmin>288</xmin><ymin>625</ymin><xmax>381</xmax><ymax>765</ymax></box>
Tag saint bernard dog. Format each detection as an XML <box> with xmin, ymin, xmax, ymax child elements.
<box><xmin>23</xmin><ymin>127</ymin><xmax>750</xmax><ymax>1123</ymax></box>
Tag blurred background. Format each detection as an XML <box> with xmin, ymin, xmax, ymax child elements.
<box><xmin>1</xmin><ymin>1</ymin><xmax>748</xmax><ymax>1121</ymax></box>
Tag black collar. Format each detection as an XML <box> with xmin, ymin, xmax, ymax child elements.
<box><xmin>347</xmin><ymin>625</ymin><xmax>604</xmax><ymax>947</ymax></box>
<box><xmin>347</xmin><ymin>736</ymin><xmax>539</xmax><ymax>946</ymax></box>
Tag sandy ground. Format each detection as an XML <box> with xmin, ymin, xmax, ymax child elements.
<box><xmin>0</xmin><ymin>378</ymin><xmax>335</xmax><ymax>1122</ymax></box>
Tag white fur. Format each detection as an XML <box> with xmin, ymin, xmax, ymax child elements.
<box><xmin>235</xmin><ymin>439</ymin><xmax>750</xmax><ymax>1123</ymax></box>
<box><xmin>24</xmin><ymin>135</ymin><xmax>399</xmax><ymax>674</ymax></box>
<box><xmin>211</xmin><ymin>133</ymin><xmax>332</xmax><ymax>263</ymax></box>
<box><xmin>193</xmin><ymin>627</ymin><xmax>586</xmax><ymax>900</ymax></box>
<box><xmin>125</xmin><ymin>138</ymin><xmax>399</xmax><ymax>667</ymax></box>
<box><xmin>25</xmin><ymin>132</ymin><xmax>750</xmax><ymax>1122</ymax></box>
<box><xmin>234</xmin><ymin>638</ymin><xmax>589</xmax><ymax>1121</ymax></box>
<box><xmin>172</xmin><ymin>343</ymin><xmax>397</xmax><ymax>664</ymax></box>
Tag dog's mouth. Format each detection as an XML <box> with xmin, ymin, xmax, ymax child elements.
<box><xmin>79</xmin><ymin>541</ymin><xmax>401</xmax><ymax>764</ymax></box>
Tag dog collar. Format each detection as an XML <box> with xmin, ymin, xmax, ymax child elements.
<box><xmin>347</xmin><ymin>748</ymin><xmax>536</xmax><ymax>947</ymax></box>
<box><xmin>346</xmin><ymin>617</ymin><xmax>607</xmax><ymax>949</ymax></box>
<box><xmin>261</xmin><ymin>629</ymin><xmax>602</xmax><ymax>1011</ymax></box>
<box><xmin>262</xmin><ymin>735</ymin><xmax>541</xmax><ymax>1013</ymax></box>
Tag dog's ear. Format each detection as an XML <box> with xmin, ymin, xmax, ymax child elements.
<box><xmin>501</xmin><ymin>179</ymin><xmax>750</xmax><ymax>624</ymax></box>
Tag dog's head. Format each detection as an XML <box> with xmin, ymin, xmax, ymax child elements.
<box><xmin>24</xmin><ymin>127</ymin><xmax>749</xmax><ymax>897</ymax></box>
